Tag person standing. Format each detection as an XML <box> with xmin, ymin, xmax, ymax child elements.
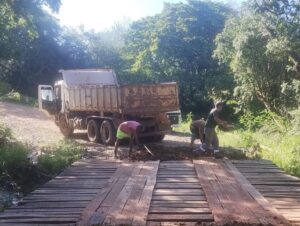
<box><xmin>200</xmin><ymin>101</ymin><xmax>228</xmax><ymax>158</ymax></box>
<box><xmin>190</xmin><ymin>118</ymin><xmax>205</xmax><ymax>150</ymax></box>
<box><xmin>114</xmin><ymin>121</ymin><xmax>142</xmax><ymax>157</ymax></box>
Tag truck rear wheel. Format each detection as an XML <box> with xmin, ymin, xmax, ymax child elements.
<box><xmin>87</xmin><ymin>119</ymin><xmax>100</xmax><ymax>143</ymax></box>
<box><xmin>59</xmin><ymin>116</ymin><xmax>73</xmax><ymax>137</ymax></box>
<box><xmin>100</xmin><ymin>120</ymin><xmax>116</xmax><ymax>146</ymax></box>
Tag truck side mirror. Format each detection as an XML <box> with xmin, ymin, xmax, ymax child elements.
<box><xmin>38</xmin><ymin>85</ymin><xmax>56</xmax><ymax>115</ymax></box>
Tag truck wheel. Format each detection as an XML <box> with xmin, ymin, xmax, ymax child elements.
<box><xmin>87</xmin><ymin>119</ymin><xmax>100</xmax><ymax>143</ymax></box>
<box><xmin>59</xmin><ymin>116</ymin><xmax>73</xmax><ymax>137</ymax></box>
<box><xmin>100</xmin><ymin>120</ymin><xmax>116</xmax><ymax>146</ymax></box>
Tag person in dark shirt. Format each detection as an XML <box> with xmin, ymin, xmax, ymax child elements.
<box><xmin>200</xmin><ymin>101</ymin><xmax>229</xmax><ymax>157</ymax></box>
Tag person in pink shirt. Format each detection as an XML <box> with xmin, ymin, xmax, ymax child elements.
<box><xmin>114</xmin><ymin>121</ymin><xmax>143</xmax><ymax>157</ymax></box>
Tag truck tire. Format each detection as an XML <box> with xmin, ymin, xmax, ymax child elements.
<box><xmin>100</xmin><ymin>120</ymin><xmax>116</xmax><ymax>146</ymax></box>
<box><xmin>87</xmin><ymin>119</ymin><xmax>100</xmax><ymax>143</ymax></box>
<box><xmin>59</xmin><ymin>116</ymin><xmax>74</xmax><ymax>137</ymax></box>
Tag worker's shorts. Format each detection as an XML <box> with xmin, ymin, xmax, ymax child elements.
<box><xmin>116</xmin><ymin>129</ymin><xmax>130</xmax><ymax>140</ymax></box>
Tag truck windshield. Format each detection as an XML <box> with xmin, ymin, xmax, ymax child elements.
<box><xmin>41</xmin><ymin>88</ymin><xmax>53</xmax><ymax>101</ymax></box>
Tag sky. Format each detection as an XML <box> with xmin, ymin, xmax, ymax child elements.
<box><xmin>57</xmin><ymin>0</ymin><xmax>244</xmax><ymax>31</ymax></box>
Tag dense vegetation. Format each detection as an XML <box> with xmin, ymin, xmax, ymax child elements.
<box><xmin>1</xmin><ymin>0</ymin><xmax>300</xmax><ymax>175</ymax></box>
<box><xmin>0</xmin><ymin>123</ymin><xmax>85</xmax><ymax>209</ymax></box>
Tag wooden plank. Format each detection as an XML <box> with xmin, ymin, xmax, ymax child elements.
<box><xmin>104</xmin><ymin>169</ymin><xmax>146</xmax><ymax>225</ymax></box>
<box><xmin>216</xmin><ymin>160</ymin><xmax>272</xmax><ymax>225</ymax></box>
<box><xmin>153</xmin><ymin>189</ymin><xmax>204</xmax><ymax>195</ymax></box>
<box><xmin>232</xmin><ymin>160</ymin><xmax>273</xmax><ymax>164</ymax></box>
<box><xmin>147</xmin><ymin>214</ymin><xmax>214</xmax><ymax>222</ymax></box>
<box><xmin>17</xmin><ymin>201</ymin><xmax>89</xmax><ymax>208</ymax></box>
<box><xmin>0</xmin><ymin>217</ymin><xmax>77</xmax><ymax>223</ymax></box>
<box><xmin>151</xmin><ymin>195</ymin><xmax>206</xmax><ymax>201</ymax></box>
<box><xmin>155</xmin><ymin>183</ymin><xmax>201</xmax><ymax>189</ymax></box>
<box><xmin>225</xmin><ymin>159</ymin><xmax>289</xmax><ymax>225</ymax></box>
<box><xmin>77</xmin><ymin>162</ymin><xmax>134</xmax><ymax>226</ymax></box>
<box><xmin>194</xmin><ymin>159</ymin><xmax>229</xmax><ymax>224</ymax></box>
<box><xmin>147</xmin><ymin>221</ymin><xmax>198</xmax><ymax>226</ymax></box>
<box><xmin>104</xmin><ymin>163</ymin><xmax>148</xmax><ymax>225</ymax></box>
<box><xmin>150</xmin><ymin>202</ymin><xmax>209</xmax><ymax>208</ymax></box>
<box><xmin>132</xmin><ymin>161</ymin><xmax>159</xmax><ymax>226</ymax></box>
<box><xmin>149</xmin><ymin>207</ymin><xmax>211</xmax><ymax>214</ymax></box>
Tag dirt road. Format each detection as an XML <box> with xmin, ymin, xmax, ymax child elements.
<box><xmin>0</xmin><ymin>101</ymin><xmax>194</xmax><ymax>159</ymax></box>
<box><xmin>0</xmin><ymin>101</ymin><xmax>65</xmax><ymax>147</ymax></box>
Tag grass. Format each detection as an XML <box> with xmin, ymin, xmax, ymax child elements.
<box><xmin>0</xmin><ymin>123</ymin><xmax>86</xmax><ymax>209</ymax></box>
<box><xmin>174</xmin><ymin>111</ymin><xmax>300</xmax><ymax>177</ymax></box>
<box><xmin>38</xmin><ymin>141</ymin><xmax>86</xmax><ymax>176</ymax></box>
<box><xmin>218</xmin><ymin>129</ymin><xmax>300</xmax><ymax>177</ymax></box>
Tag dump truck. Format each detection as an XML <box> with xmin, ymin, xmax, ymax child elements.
<box><xmin>38</xmin><ymin>69</ymin><xmax>180</xmax><ymax>145</ymax></box>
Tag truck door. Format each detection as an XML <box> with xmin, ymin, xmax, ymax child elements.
<box><xmin>38</xmin><ymin>85</ymin><xmax>56</xmax><ymax>115</ymax></box>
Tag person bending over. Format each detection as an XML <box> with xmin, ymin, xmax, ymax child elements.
<box><xmin>190</xmin><ymin>118</ymin><xmax>205</xmax><ymax>150</ymax></box>
<box><xmin>114</xmin><ymin>121</ymin><xmax>142</xmax><ymax>157</ymax></box>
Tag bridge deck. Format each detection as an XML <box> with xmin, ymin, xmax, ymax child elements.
<box><xmin>0</xmin><ymin>158</ymin><xmax>299</xmax><ymax>225</ymax></box>
<box><xmin>233</xmin><ymin>160</ymin><xmax>300</xmax><ymax>225</ymax></box>
<box><xmin>0</xmin><ymin>159</ymin><xmax>120</xmax><ymax>225</ymax></box>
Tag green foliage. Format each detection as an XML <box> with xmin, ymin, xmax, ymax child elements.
<box><xmin>122</xmin><ymin>1</ymin><xmax>234</xmax><ymax>114</ymax></box>
<box><xmin>289</xmin><ymin>109</ymin><xmax>300</xmax><ymax>135</ymax></box>
<box><xmin>0</xmin><ymin>91</ymin><xmax>37</xmax><ymax>107</ymax></box>
<box><xmin>0</xmin><ymin>123</ymin><xmax>12</xmax><ymax>146</ymax></box>
<box><xmin>38</xmin><ymin>140</ymin><xmax>85</xmax><ymax>176</ymax></box>
<box><xmin>0</xmin><ymin>123</ymin><xmax>85</xmax><ymax>198</ymax></box>
<box><xmin>219</xmin><ymin>109</ymin><xmax>300</xmax><ymax>177</ymax></box>
<box><xmin>239</xmin><ymin>111</ymin><xmax>272</xmax><ymax>130</ymax></box>
<box><xmin>0</xmin><ymin>143</ymin><xmax>29</xmax><ymax>178</ymax></box>
<box><xmin>0</xmin><ymin>0</ymin><xmax>63</xmax><ymax>96</ymax></box>
<box><xmin>173</xmin><ymin>112</ymin><xmax>193</xmax><ymax>134</ymax></box>
<box><xmin>214</xmin><ymin>0</ymin><xmax>300</xmax><ymax>114</ymax></box>
<box><xmin>0</xmin><ymin>82</ymin><xmax>11</xmax><ymax>95</ymax></box>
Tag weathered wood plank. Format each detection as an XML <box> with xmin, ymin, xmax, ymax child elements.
<box><xmin>77</xmin><ymin>162</ymin><xmax>134</xmax><ymax>226</ymax></box>
<box><xmin>132</xmin><ymin>161</ymin><xmax>159</xmax><ymax>226</ymax></box>
<box><xmin>0</xmin><ymin>158</ymin><xmax>119</xmax><ymax>226</ymax></box>
<box><xmin>226</xmin><ymin>159</ymin><xmax>289</xmax><ymax>225</ymax></box>
<box><xmin>149</xmin><ymin>207</ymin><xmax>211</xmax><ymax>214</ymax></box>
<box><xmin>147</xmin><ymin>214</ymin><xmax>214</xmax><ymax>222</ymax></box>
<box><xmin>155</xmin><ymin>183</ymin><xmax>201</xmax><ymax>189</ymax></box>
<box><xmin>151</xmin><ymin>195</ymin><xmax>206</xmax><ymax>201</ymax></box>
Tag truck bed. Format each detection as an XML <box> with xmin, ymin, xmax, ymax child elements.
<box><xmin>64</xmin><ymin>83</ymin><xmax>179</xmax><ymax>115</ymax></box>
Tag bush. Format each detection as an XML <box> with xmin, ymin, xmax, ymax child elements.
<box><xmin>0</xmin><ymin>123</ymin><xmax>85</xmax><ymax>196</ymax></box>
<box><xmin>0</xmin><ymin>123</ymin><xmax>12</xmax><ymax>145</ymax></box>
<box><xmin>0</xmin><ymin>82</ymin><xmax>11</xmax><ymax>96</ymax></box>
<box><xmin>0</xmin><ymin>91</ymin><xmax>37</xmax><ymax>107</ymax></box>
<box><xmin>219</xmin><ymin>109</ymin><xmax>300</xmax><ymax>177</ymax></box>
<box><xmin>173</xmin><ymin>112</ymin><xmax>193</xmax><ymax>134</ymax></box>
<box><xmin>38</xmin><ymin>140</ymin><xmax>85</xmax><ymax>176</ymax></box>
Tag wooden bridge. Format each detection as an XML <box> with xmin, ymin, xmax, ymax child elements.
<box><xmin>0</xmin><ymin>158</ymin><xmax>300</xmax><ymax>225</ymax></box>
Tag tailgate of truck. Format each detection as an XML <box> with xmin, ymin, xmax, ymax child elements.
<box><xmin>120</xmin><ymin>83</ymin><xmax>179</xmax><ymax>114</ymax></box>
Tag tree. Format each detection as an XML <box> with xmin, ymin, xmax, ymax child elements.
<box><xmin>214</xmin><ymin>0</ymin><xmax>300</xmax><ymax>114</ymax></box>
<box><xmin>122</xmin><ymin>0</ymin><xmax>234</xmax><ymax>114</ymax></box>
<box><xmin>0</xmin><ymin>0</ymin><xmax>62</xmax><ymax>96</ymax></box>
